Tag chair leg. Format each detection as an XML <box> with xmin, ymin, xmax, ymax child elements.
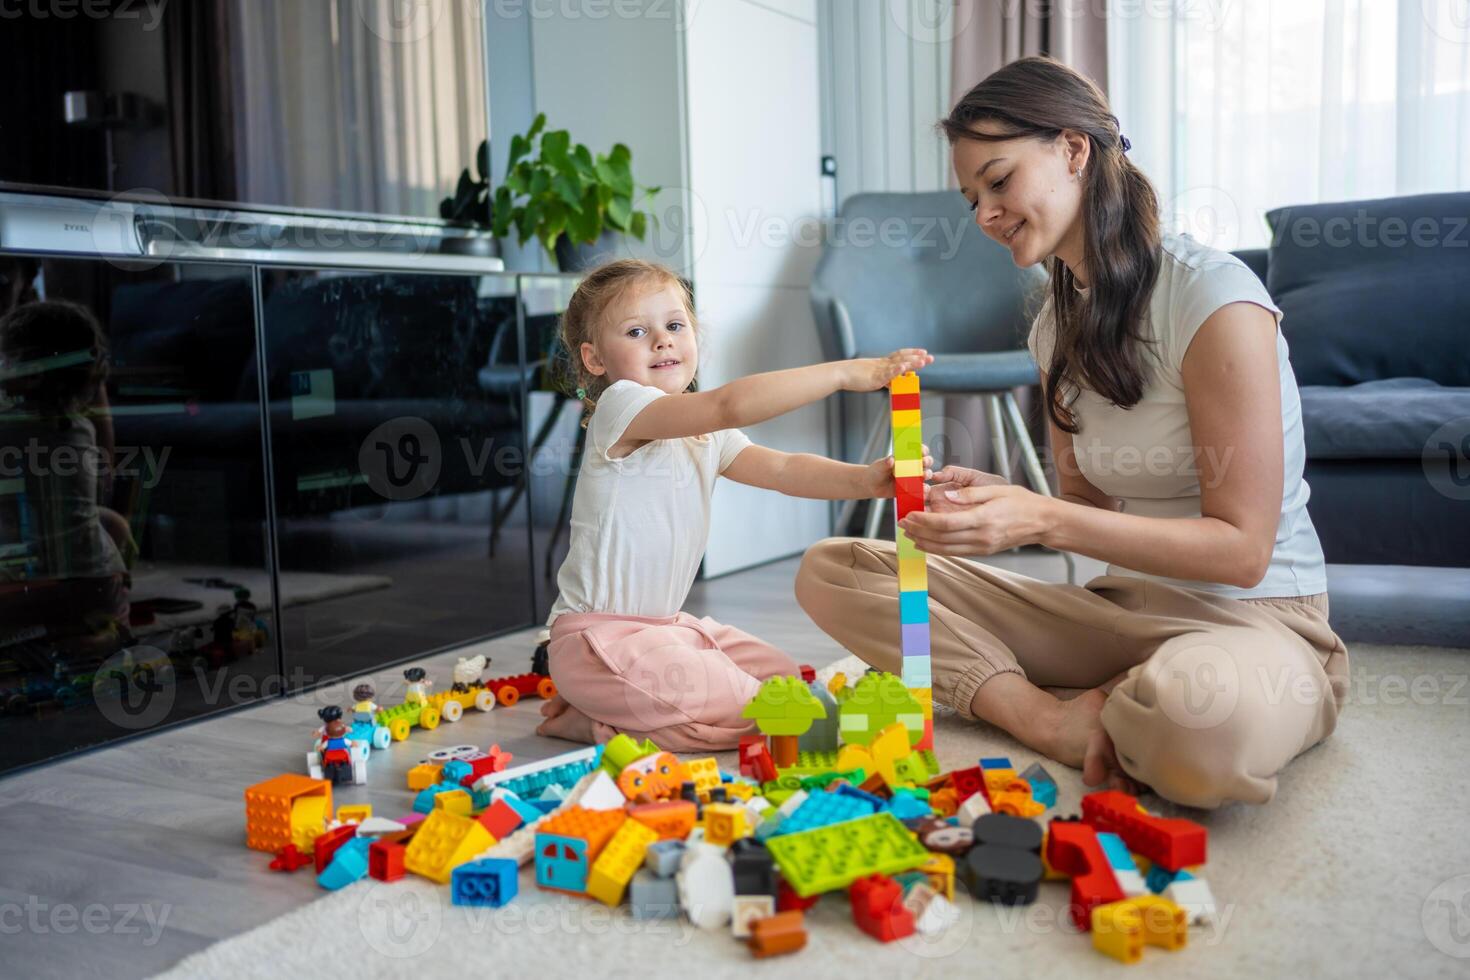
<box><xmin>984</xmin><ymin>394</ymin><xmax>1010</xmax><ymax>481</ymax></box>
<box><xmin>1001</xmin><ymin>391</ymin><xmax>1077</xmax><ymax>585</ymax></box>
<box><xmin>836</xmin><ymin>405</ymin><xmax>890</xmax><ymax>537</ymax></box>
<box><xmin>490</xmin><ymin>394</ymin><xmax>567</xmax><ymax>556</ymax></box>
<box><xmin>544</xmin><ymin>423</ymin><xmax>587</xmax><ymax>578</ymax></box>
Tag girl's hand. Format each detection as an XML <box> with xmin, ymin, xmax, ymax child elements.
<box><xmin>865</xmin><ymin>444</ymin><xmax>933</xmax><ymax>498</ymax></box>
<box><xmin>898</xmin><ymin>483</ymin><xmax>1057</xmax><ymax>556</ymax></box>
<box><xmin>841</xmin><ymin>349</ymin><xmax>934</xmax><ymax>392</ymax></box>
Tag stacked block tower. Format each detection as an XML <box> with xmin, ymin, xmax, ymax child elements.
<box><xmin>890</xmin><ymin>371</ymin><xmax>933</xmax><ymax>751</ymax></box>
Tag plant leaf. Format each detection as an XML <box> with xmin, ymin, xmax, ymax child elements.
<box><xmin>491</xmin><ymin>186</ymin><xmax>513</xmax><ymax>237</ymax></box>
<box><xmin>629</xmin><ymin>211</ymin><xmax>647</xmax><ymax>239</ymax></box>
<box><xmin>554</xmin><ymin>173</ymin><xmax>583</xmax><ymax>209</ymax></box>
<box><xmin>541</xmin><ymin>129</ymin><xmax>571</xmax><ymax>165</ymax></box>
<box><xmin>529</xmin><ymin>168</ymin><xmax>550</xmax><ymax>197</ymax></box>
<box><xmin>508</xmin><ymin>133</ymin><xmax>529</xmax><ymax>170</ymax></box>
<box><xmin>527</xmin><ymin>112</ymin><xmax>546</xmax><ymax>140</ymax></box>
<box><xmin>606</xmin><ymin>194</ymin><xmax>632</xmax><ymax>231</ymax></box>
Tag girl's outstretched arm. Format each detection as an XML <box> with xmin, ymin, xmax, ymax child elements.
<box><xmin>722</xmin><ymin>445</ymin><xmax>933</xmax><ymax>500</ymax></box>
<box><xmin>619</xmin><ymin>349</ymin><xmax>933</xmax><ymax>443</ymax></box>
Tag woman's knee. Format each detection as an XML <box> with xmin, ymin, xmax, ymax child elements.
<box><xmin>1102</xmin><ymin>639</ymin><xmax>1284</xmax><ymax>808</ymax></box>
<box><xmin>795</xmin><ymin>537</ymin><xmax>855</xmax><ymax>613</ymax></box>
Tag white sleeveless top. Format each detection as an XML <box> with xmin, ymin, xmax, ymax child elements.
<box><xmin>1028</xmin><ymin>232</ymin><xmax>1327</xmax><ymax>599</ymax></box>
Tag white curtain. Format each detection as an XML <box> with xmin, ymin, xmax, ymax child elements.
<box><xmin>229</xmin><ymin>0</ymin><xmax>486</xmax><ymax>220</ymax></box>
<box><xmin>1108</xmin><ymin>0</ymin><xmax>1470</xmax><ymax>250</ymax></box>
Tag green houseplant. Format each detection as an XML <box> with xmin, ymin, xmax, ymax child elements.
<box><xmin>491</xmin><ymin>114</ymin><xmax>659</xmax><ymax>270</ymax></box>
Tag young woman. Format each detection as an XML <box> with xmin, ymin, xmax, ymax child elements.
<box><xmin>796</xmin><ymin>57</ymin><xmax>1349</xmax><ymax>809</ymax></box>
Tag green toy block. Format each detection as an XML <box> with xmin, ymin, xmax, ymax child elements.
<box><xmin>600</xmin><ymin>734</ymin><xmax>661</xmax><ymax>776</ymax></box>
<box><xmin>742</xmin><ymin>675</ymin><xmax>828</xmax><ymax>737</ymax></box>
<box><xmin>836</xmin><ymin>672</ymin><xmax>924</xmax><ymax>747</ymax></box>
<box><xmin>765</xmin><ymin>811</ymin><xmax>931</xmax><ymax>897</ymax></box>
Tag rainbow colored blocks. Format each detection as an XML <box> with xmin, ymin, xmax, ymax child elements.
<box><xmin>890</xmin><ymin>371</ymin><xmax>933</xmax><ymax>750</ymax></box>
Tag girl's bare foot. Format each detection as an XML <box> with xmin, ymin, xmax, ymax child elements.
<box><xmin>1082</xmin><ymin>726</ymin><xmax>1151</xmax><ymax>796</ymax></box>
<box><xmin>536</xmin><ymin>696</ymin><xmax>597</xmax><ymax>743</ymax></box>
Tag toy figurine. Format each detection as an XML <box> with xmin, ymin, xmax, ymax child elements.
<box><xmin>315</xmin><ymin>705</ymin><xmax>355</xmax><ymax>785</ymax></box>
<box><xmin>352</xmin><ymin>683</ymin><xmax>379</xmax><ymax>724</ymax></box>
<box><xmin>451</xmin><ymin>654</ymin><xmax>489</xmax><ymax>694</ymax></box>
<box><xmin>403</xmin><ymin>667</ymin><xmax>432</xmax><ymax>704</ymax></box>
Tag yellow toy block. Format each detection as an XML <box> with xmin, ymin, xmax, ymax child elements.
<box><xmin>403</xmin><ymin>810</ymin><xmax>493</xmax><ymax>884</ymax></box>
<box><xmin>1040</xmin><ymin>830</ymin><xmax>1068</xmax><ymax>880</ymax></box>
<box><xmin>893</xmin><ymin>457</ymin><xmax>924</xmax><ymax>479</ymax></box>
<box><xmin>244</xmin><ymin>773</ymin><xmax>331</xmax><ymax>853</ymax></box>
<box><xmin>983</xmin><ymin>768</ymin><xmax>1024</xmax><ymax>794</ymax></box>
<box><xmin>685</xmin><ymin>757</ymin><xmax>722</xmax><ymax>801</ymax></box>
<box><xmin>407</xmin><ymin>763</ymin><xmax>443</xmax><ymax>791</ymax></box>
<box><xmin>433</xmin><ymin>789</ymin><xmax>474</xmax><ymax>816</ymax></box>
<box><xmin>890</xmin><ymin>372</ymin><xmax>920</xmax><ymax>394</ymax></box>
<box><xmin>724</xmin><ymin>782</ymin><xmax>755</xmax><ymax>802</ymax></box>
<box><xmin>337</xmin><ymin>804</ymin><xmax>372</xmax><ymax>824</ymax></box>
<box><xmin>919</xmin><ymin>852</ymin><xmax>954</xmax><ymax>900</ymax></box>
<box><xmin>891</xmin><ymin>408</ymin><xmax>922</xmax><ymax>431</ymax></box>
<box><xmin>1092</xmin><ymin>902</ymin><xmax>1144</xmax><ymax>963</ymax></box>
<box><xmin>1131</xmin><ymin>895</ymin><xmax>1188</xmax><ymax>951</ymax></box>
<box><xmin>898</xmin><ymin>556</ymin><xmax>928</xmax><ymax>591</ymax></box>
<box><xmin>703</xmin><ymin>803</ymin><xmax>751</xmax><ymax>846</ymax></box>
<box><xmin>289</xmin><ymin>796</ymin><xmax>330</xmax><ymax>851</ymax></box>
<box><xmin>586</xmin><ymin>819</ymin><xmax>659</xmax><ymax>906</ymax></box>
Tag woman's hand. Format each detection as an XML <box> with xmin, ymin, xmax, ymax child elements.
<box><xmin>840</xmin><ymin>348</ymin><xmax>934</xmax><ymax>392</ymax></box>
<box><xmin>864</xmin><ymin>444</ymin><xmax>934</xmax><ymax>498</ymax></box>
<box><xmin>923</xmin><ymin>465</ymin><xmax>1010</xmax><ymax>513</ymax></box>
<box><xmin>898</xmin><ymin>483</ymin><xmax>1058</xmax><ymax>556</ymax></box>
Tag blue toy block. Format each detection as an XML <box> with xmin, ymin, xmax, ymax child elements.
<box><xmin>495</xmin><ymin>791</ymin><xmax>544</xmax><ymax>825</ymax></box>
<box><xmin>318</xmin><ymin>837</ymin><xmax>371</xmax><ymax>891</ymax></box>
<box><xmin>536</xmin><ymin>832</ymin><xmax>591</xmax><ymax>892</ymax></box>
<box><xmin>644</xmin><ymin>839</ymin><xmax>686</xmax><ymax>878</ymax></box>
<box><xmin>885</xmin><ymin>792</ymin><xmax>932</xmax><ymax>821</ymax></box>
<box><xmin>629</xmin><ymin>869</ymin><xmax>679</xmax><ymax>919</ymax></box>
<box><xmin>441</xmin><ymin>759</ymin><xmax>472</xmax><ymax>784</ymax></box>
<box><xmin>979</xmin><ymin>757</ymin><xmax>1012</xmax><ymax>770</ymax></box>
<box><xmin>834</xmin><ymin>783</ymin><xmax>886</xmax><ymax>811</ymax></box>
<box><xmin>898</xmin><ymin>591</ymin><xmax>929</xmax><ymax>624</ymax></box>
<box><xmin>1019</xmin><ymin>761</ymin><xmax>1057</xmax><ymax>808</ymax></box>
<box><xmin>773</xmin><ymin>789</ymin><xmax>874</xmax><ymax>836</ymax></box>
<box><xmin>413</xmin><ymin>782</ymin><xmax>461</xmax><ymax>814</ymax></box>
<box><xmin>452</xmin><ymin>858</ymin><xmax>519</xmax><ymax>907</ymax></box>
<box><xmin>1146</xmin><ymin>865</ymin><xmax>1193</xmax><ymax>894</ymax></box>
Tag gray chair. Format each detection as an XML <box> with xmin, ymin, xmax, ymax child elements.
<box><xmin>809</xmin><ymin>191</ymin><xmax>1073</xmax><ymax>581</ymax></box>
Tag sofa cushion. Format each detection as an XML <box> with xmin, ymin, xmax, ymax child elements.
<box><xmin>1265</xmin><ymin>192</ymin><xmax>1470</xmax><ymax>387</ymax></box>
<box><xmin>1299</xmin><ymin>378</ymin><xmax>1470</xmax><ymax>458</ymax></box>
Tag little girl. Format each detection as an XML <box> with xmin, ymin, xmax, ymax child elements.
<box><xmin>536</xmin><ymin>259</ymin><xmax>931</xmax><ymax>751</ymax></box>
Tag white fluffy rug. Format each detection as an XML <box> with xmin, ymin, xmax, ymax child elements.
<box><xmin>154</xmin><ymin>647</ymin><xmax>1470</xmax><ymax>980</ymax></box>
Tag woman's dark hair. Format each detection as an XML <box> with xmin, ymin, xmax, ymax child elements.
<box><xmin>941</xmin><ymin>56</ymin><xmax>1161</xmax><ymax>433</ymax></box>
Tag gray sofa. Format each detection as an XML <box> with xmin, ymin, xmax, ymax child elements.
<box><xmin>1234</xmin><ymin>191</ymin><xmax>1470</xmax><ymax>646</ymax></box>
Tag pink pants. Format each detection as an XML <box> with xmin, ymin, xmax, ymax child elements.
<box><xmin>547</xmin><ymin>611</ymin><xmax>801</xmax><ymax>752</ymax></box>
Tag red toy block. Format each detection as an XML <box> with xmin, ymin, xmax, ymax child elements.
<box><xmin>1080</xmin><ymin>790</ymin><xmax>1207</xmax><ymax>872</ymax></box>
<box><xmin>849</xmin><ymin>874</ymin><xmax>916</xmax><ymax>943</ymax></box>
<box><xmin>896</xmin><ymin>488</ymin><xmax>925</xmax><ymax>520</ymax></box>
<box><xmin>1046</xmin><ymin>819</ymin><xmax>1125</xmax><ymax>930</ymax></box>
<box><xmin>269</xmin><ymin>844</ymin><xmax>313</xmax><ymax>872</ymax></box>
<box><xmin>950</xmin><ymin>766</ymin><xmax>984</xmax><ymax>805</ymax></box>
<box><xmin>477</xmin><ymin>799</ymin><xmax>524</xmax><ymax>840</ymax></box>
<box><xmin>777</xmin><ymin>878</ymin><xmax>820</xmax><ymax>912</ymax></box>
<box><xmin>739</xmin><ymin>736</ymin><xmax>778</xmax><ymax>783</ymax></box>
<box><xmin>312</xmin><ymin>825</ymin><xmax>357</xmax><ymax>874</ymax></box>
<box><xmin>889</xmin><ymin>391</ymin><xmax>920</xmax><ymax>412</ymax></box>
<box><xmin>369</xmin><ymin>840</ymin><xmax>406</xmax><ymax>882</ymax></box>
<box><xmin>799</xmin><ymin>664</ymin><xmax>816</xmax><ymax>683</ymax></box>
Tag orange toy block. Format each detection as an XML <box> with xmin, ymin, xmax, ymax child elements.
<box><xmin>627</xmin><ymin>800</ymin><xmax>698</xmax><ymax>840</ymax></box>
<box><xmin>244</xmin><ymin>774</ymin><xmax>331</xmax><ymax>854</ymax></box>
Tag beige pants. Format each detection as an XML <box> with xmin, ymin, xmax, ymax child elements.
<box><xmin>795</xmin><ymin>538</ymin><xmax>1350</xmax><ymax>808</ymax></box>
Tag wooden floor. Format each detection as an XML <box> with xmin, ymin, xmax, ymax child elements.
<box><xmin>0</xmin><ymin>548</ymin><xmax>1081</xmax><ymax>980</ymax></box>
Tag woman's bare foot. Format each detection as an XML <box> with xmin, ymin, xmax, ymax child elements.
<box><xmin>1038</xmin><ymin>687</ymin><xmax>1108</xmax><ymax>768</ymax></box>
<box><xmin>1082</xmin><ymin>726</ymin><xmax>1151</xmax><ymax>796</ymax></box>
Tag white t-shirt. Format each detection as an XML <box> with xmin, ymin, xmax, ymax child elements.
<box><xmin>546</xmin><ymin>380</ymin><xmax>753</xmax><ymax>624</ymax></box>
<box><xmin>1028</xmin><ymin>232</ymin><xmax>1327</xmax><ymax>599</ymax></box>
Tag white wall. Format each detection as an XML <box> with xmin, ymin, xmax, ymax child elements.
<box><xmin>682</xmin><ymin>0</ymin><xmax>826</xmax><ymax>575</ymax></box>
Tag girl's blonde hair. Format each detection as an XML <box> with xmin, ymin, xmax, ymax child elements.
<box><xmin>557</xmin><ymin>258</ymin><xmax>699</xmax><ymax>423</ymax></box>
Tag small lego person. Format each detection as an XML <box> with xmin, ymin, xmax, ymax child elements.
<box><xmin>351</xmin><ymin>683</ymin><xmax>378</xmax><ymax>724</ymax></box>
<box><xmin>403</xmin><ymin>666</ymin><xmax>431</xmax><ymax>704</ymax></box>
<box><xmin>316</xmin><ymin>705</ymin><xmax>353</xmax><ymax>785</ymax></box>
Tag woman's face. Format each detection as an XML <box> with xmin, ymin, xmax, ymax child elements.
<box><xmin>952</xmin><ymin>121</ymin><xmax>1090</xmax><ymax>276</ymax></box>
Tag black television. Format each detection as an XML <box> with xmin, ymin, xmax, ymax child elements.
<box><xmin>0</xmin><ymin>0</ymin><xmax>490</xmax><ymax>226</ymax></box>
